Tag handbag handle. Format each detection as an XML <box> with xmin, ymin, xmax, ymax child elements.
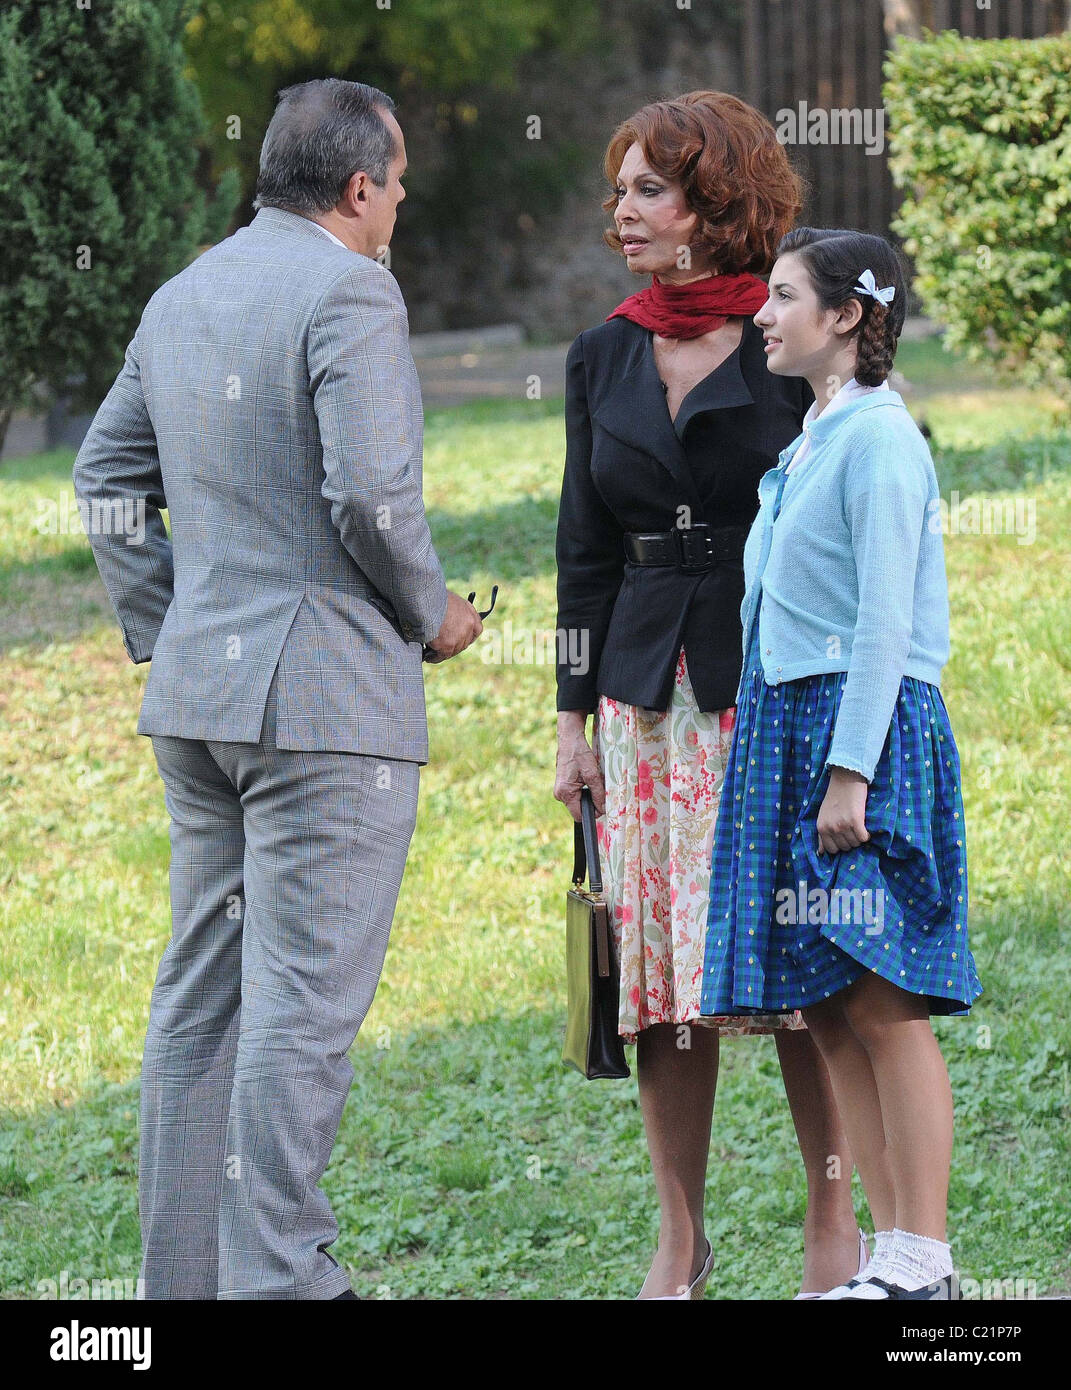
<box><xmin>571</xmin><ymin>786</ymin><xmax>603</xmax><ymax>893</ymax></box>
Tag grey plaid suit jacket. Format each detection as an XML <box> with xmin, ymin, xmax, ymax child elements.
<box><xmin>73</xmin><ymin>206</ymin><xmax>448</xmax><ymax>764</ymax></box>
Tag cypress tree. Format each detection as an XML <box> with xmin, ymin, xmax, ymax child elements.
<box><xmin>0</xmin><ymin>0</ymin><xmax>238</xmax><ymax>453</ymax></box>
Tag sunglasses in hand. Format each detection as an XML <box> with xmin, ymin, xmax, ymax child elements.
<box><xmin>468</xmin><ymin>585</ymin><xmax>498</xmax><ymax>620</ymax></box>
<box><xmin>422</xmin><ymin>584</ymin><xmax>498</xmax><ymax>662</ymax></box>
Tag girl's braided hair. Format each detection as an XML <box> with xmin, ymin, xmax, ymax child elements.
<box><xmin>777</xmin><ymin>227</ymin><xmax>907</xmax><ymax>387</ymax></box>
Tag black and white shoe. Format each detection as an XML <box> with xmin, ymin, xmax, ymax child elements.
<box><xmin>839</xmin><ymin>1273</ymin><xmax>959</xmax><ymax>1301</ymax></box>
<box><xmin>819</xmin><ymin>1276</ymin><xmax>874</xmax><ymax>1300</ymax></box>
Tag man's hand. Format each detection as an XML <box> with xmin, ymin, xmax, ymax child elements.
<box><xmin>424</xmin><ymin>589</ymin><xmax>483</xmax><ymax>662</ymax></box>
<box><xmin>816</xmin><ymin>765</ymin><xmax>871</xmax><ymax>855</ymax></box>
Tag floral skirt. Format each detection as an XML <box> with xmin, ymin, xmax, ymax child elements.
<box><xmin>593</xmin><ymin>647</ymin><xmax>806</xmax><ymax>1043</ymax></box>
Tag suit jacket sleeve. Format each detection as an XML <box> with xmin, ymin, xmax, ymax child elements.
<box><xmin>72</xmin><ymin>324</ymin><xmax>175</xmax><ymax>664</ymax></box>
<box><xmin>308</xmin><ymin>263</ymin><xmax>448</xmax><ymax>645</ymax></box>
<box><xmin>554</xmin><ymin>332</ymin><xmax>625</xmax><ymax>712</ymax></box>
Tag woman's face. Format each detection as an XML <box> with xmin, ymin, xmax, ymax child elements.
<box><xmin>754</xmin><ymin>252</ymin><xmax>859</xmax><ymax>377</ymax></box>
<box><xmin>612</xmin><ymin>142</ymin><xmax>707</xmax><ymax>280</ymax></box>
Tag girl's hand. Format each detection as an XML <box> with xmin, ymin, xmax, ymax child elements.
<box><xmin>816</xmin><ymin>766</ymin><xmax>871</xmax><ymax>855</ymax></box>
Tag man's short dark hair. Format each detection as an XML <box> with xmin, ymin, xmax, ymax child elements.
<box><xmin>253</xmin><ymin>78</ymin><xmax>397</xmax><ymax>214</ymax></box>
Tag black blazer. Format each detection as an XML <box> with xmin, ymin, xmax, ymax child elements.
<box><xmin>555</xmin><ymin>314</ymin><xmax>813</xmax><ymax>713</ymax></box>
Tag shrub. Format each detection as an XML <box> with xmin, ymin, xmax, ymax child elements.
<box><xmin>884</xmin><ymin>30</ymin><xmax>1071</xmax><ymax>397</ymax></box>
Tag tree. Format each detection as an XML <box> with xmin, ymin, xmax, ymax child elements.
<box><xmin>185</xmin><ymin>0</ymin><xmax>600</xmax><ymax>219</ymax></box>
<box><xmin>881</xmin><ymin>0</ymin><xmax>933</xmax><ymax>40</ymax></box>
<box><xmin>0</xmin><ymin>0</ymin><xmax>238</xmax><ymax>455</ymax></box>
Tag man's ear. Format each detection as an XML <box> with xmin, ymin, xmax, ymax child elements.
<box><xmin>343</xmin><ymin>170</ymin><xmax>369</xmax><ymax>212</ymax></box>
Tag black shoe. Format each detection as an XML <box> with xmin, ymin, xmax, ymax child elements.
<box><xmin>333</xmin><ymin>1289</ymin><xmax>359</xmax><ymax>1300</ymax></box>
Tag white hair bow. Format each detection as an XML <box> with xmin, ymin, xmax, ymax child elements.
<box><xmin>854</xmin><ymin>268</ymin><xmax>895</xmax><ymax>306</ymax></box>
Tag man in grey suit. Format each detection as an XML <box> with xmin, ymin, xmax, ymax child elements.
<box><xmin>73</xmin><ymin>78</ymin><xmax>482</xmax><ymax>1299</ymax></box>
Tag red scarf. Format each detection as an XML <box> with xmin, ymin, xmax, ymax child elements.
<box><xmin>606</xmin><ymin>270</ymin><xmax>770</xmax><ymax>339</ymax></box>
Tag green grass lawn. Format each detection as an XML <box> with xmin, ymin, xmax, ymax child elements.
<box><xmin>1</xmin><ymin>341</ymin><xmax>1070</xmax><ymax>1299</ymax></box>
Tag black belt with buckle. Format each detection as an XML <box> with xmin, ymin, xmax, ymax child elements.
<box><xmin>623</xmin><ymin>523</ymin><xmax>748</xmax><ymax>573</ymax></box>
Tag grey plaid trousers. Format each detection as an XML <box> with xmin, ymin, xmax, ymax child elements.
<box><xmin>141</xmin><ymin>666</ymin><xmax>419</xmax><ymax>1299</ymax></box>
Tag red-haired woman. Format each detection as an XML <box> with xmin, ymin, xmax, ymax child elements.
<box><xmin>554</xmin><ymin>92</ymin><xmax>866</xmax><ymax>1299</ymax></box>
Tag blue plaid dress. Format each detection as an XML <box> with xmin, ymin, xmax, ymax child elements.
<box><xmin>699</xmin><ymin>567</ymin><xmax>982</xmax><ymax>1021</ymax></box>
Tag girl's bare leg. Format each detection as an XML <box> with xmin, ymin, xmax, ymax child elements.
<box><xmin>800</xmin><ymin>994</ymin><xmax>897</xmax><ymax>1234</ymax></box>
<box><xmin>840</xmin><ymin>972</ymin><xmax>953</xmax><ymax>1240</ymax></box>
<box><xmin>774</xmin><ymin>1027</ymin><xmax>866</xmax><ymax>1292</ymax></box>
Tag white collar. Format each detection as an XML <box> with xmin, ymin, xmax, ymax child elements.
<box><xmin>309</xmin><ymin>220</ymin><xmax>350</xmax><ymax>251</ymax></box>
<box><xmin>802</xmin><ymin>374</ymin><xmax>890</xmax><ymax>433</ymax></box>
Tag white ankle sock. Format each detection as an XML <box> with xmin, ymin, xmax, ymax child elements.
<box><xmin>882</xmin><ymin>1227</ymin><xmax>954</xmax><ymax>1291</ymax></box>
<box><xmin>859</xmin><ymin>1228</ymin><xmax>895</xmax><ymax>1281</ymax></box>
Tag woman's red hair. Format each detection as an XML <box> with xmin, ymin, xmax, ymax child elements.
<box><xmin>602</xmin><ymin>91</ymin><xmax>806</xmax><ymax>274</ymax></box>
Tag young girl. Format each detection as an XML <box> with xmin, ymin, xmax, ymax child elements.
<box><xmin>699</xmin><ymin>227</ymin><xmax>981</xmax><ymax>1300</ymax></box>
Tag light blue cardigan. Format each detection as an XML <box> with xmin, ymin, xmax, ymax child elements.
<box><xmin>739</xmin><ymin>389</ymin><xmax>950</xmax><ymax>783</ymax></box>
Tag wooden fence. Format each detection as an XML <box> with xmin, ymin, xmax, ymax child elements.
<box><xmin>741</xmin><ymin>0</ymin><xmax>1068</xmax><ymax>237</ymax></box>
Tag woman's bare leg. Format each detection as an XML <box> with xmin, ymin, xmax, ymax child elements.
<box><xmin>635</xmin><ymin>1021</ymin><xmax>719</xmax><ymax>1298</ymax></box>
<box><xmin>774</xmin><ymin>1027</ymin><xmax>865</xmax><ymax>1293</ymax></box>
<box><xmin>840</xmin><ymin>973</ymin><xmax>953</xmax><ymax>1240</ymax></box>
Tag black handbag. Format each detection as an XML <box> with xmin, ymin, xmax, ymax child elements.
<box><xmin>562</xmin><ymin>787</ymin><xmax>630</xmax><ymax>1079</ymax></box>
